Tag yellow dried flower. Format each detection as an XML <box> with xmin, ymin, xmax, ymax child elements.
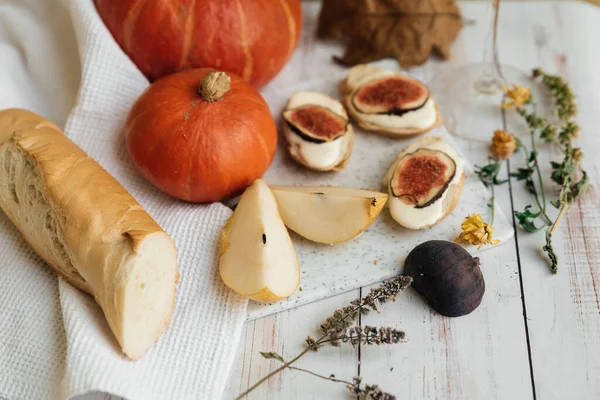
<box><xmin>502</xmin><ymin>84</ymin><xmax>531</xmax><ymax>108</ymax></box>
<box><xmin>490</xmin><ymin>129</ymin><xmax>517</xmax><ymax>160</ymax></box>
<box><xmin>455</xmin><ymin>214</ymin><xmax>500</xmax><ymax>249</ymax></box>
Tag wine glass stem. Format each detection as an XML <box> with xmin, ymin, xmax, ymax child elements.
<box><xmin>475</xmin><ymin>0</ymin><xmax>503</xmax><ymax>94</ymax></box>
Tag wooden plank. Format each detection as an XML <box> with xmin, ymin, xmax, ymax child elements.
<box><xmin>359</xmin><ymin>243</ymin><xmax>534</xmax><ymax>399</ymax></box>
<box><xmin>357</xmin><ymin>2</ymin><xmax>564</xmax><ymax>398</ymax></box>
<box><xmin>503</xmin><ymin>2</ymin><xmax>600</xmax><ymax>399</ymax></box>
<box><xmin>223</xmin><ymin>290</ymin><xmax>360</xmax><ymax>400</ymax></box>
<box><xmin>358</xmin><ymin>30</ymin><xmax>534</xmax><ymax>397</ymax></box>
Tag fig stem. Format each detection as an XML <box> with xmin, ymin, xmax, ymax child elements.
<box><xmin>199</xmin><ymin>71</ymin><xmax>231</xmax><ymax>102</ymax></box>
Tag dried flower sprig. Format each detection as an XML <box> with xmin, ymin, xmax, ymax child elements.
<box><xmin>503</xmin><ymin>68</ymin><xmax>588</xmax><ymax>273</ymax></box>
<box><xmin>347</xmin><ymin>376</ymin><xmax>397</xmax><ymax>400</ymax></box>
<box><xmin>464</xmin><ymin>143</ymin><xmax>513</xmax><ymax>249</ymax></box>
<box><xmin>509</xmin><ymin>134</ymin><xmax>553</xmax><ymax>229</ymax></box>
<box><xmin>235</xmin><ymin>275</ymin><xmax>413</xmax><ymax>399</ymax></box>
<box><xmin>473</xmin><ymin>156</ymin><xmax>509</xmax><ymax>228</ymax></box>
<box><xmin>490</xmin><ymin>129</ymin><xmax>518</xmax><ymax>160</ymax></box>
<box><xmin>532</xmin><ymin>68</ymin><xmax>577</xmax><ymax>121</ymax></box>
<box><xmin>502</xmin><ymin>84</ymin><xmax>532</xmax><ymax>108</ymax></box>
<box><xmin>455</xmin><ymin>214</ymin><xmax>500</xmax><ymax>249</ymax></box>
<box><xmin>464</xmin><ymin>128</ymin><xmax>516</xmax><ymax>248</ymax></box>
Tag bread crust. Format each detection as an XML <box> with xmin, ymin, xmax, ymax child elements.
<box><xmin>0</xmin><ymin>110</ymin><xmax>94</xmax><ymax>293</ymax></box>
<box><xmin>0</xmin><ymin>108</ymin><xmax>178</xmax><ymax>360</ymax></box>
<box><xmin>339</xmin><ymin>65</ymin><xmax>441</xmax><ymax>138</ymax></box>
<box><xmin>0</xmin><ymin>108</ymin><xmax>62</xmax><ymax>144</ymax></box>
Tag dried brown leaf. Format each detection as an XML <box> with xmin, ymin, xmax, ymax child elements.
<box><xmin>317</xmin><ymin>0</ymin><xmax>463</xmax><ymax>68</ymax></box>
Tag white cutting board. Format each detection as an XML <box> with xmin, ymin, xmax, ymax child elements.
<box><xmin>244</xmin><ymin>51</ymin><xmax>514</xmax><ymax>321</ymax></box>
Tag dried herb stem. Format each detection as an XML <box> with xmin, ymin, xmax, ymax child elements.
<box><xmin>522</xmin><ymin>131</ymin><xmax>553</xmax><ymax>225</ymax></box>
<box><xmin>508</xmin><ymin>69</ymin><xmax>589</xmax><ymax>273</ymax></box>
<box><xmin>489</xmin><ymin>181</ymin><xmax>496</xmax><ymax>226</ymax></box>
<box><xmin>474</xmin><ymin>159</ymin><xmax>507</xmax><ymax>229</ymax></box>
<box><xmin>287</xmin><ymin>366</ymin><xmax>355</xmax><ymax>386</ymax></box>
<box><xmin>236</xmin><ymin>276</ymin><xmax>412</xmax><ymax>399</ymax></box>
<box><xmin>550</xmin><ymin>202</ymin><xmax>568</xmax><ymax>236</ymax></box>
<box><xmin>234</xmin><ymin>348</ymin><xmax>312</xmax><ymax>400</ymax></box>
<box><xmin>236</xmin><ymin>298</ymin><xmax>371</xmax><ymax>399</ymax></box>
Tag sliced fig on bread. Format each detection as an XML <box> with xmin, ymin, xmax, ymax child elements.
<box><xmin>283</xmin><ymin>105</ymin><xmax>348</xmax><ymax>143</ymax></box>
<box><xmin>382</xmin><ymin>137</ymin><xmax>465</xmax><ymax>230</ymax></box>
<box><xmin>282</xmin><ymin>92</ymin><xmax>354</xmax><ymax>172</ymax></box>
<box><xmin>352</xmin><ymin>76</ymin><xmax>429</xmax><ymax>115</ymax></box>
<box><xmin>339</xmin><ymin>64</ymin><xmax>441</xmax><ymax>138</ymax></box>
<box><xmin>391</xmin><ymin>149</ymin><xmax>456</xmax><ymax>208</ymax></box>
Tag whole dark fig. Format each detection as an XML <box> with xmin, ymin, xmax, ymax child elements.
<box><xmin>404</xmin><ymin>240</ymin><xmax>484</xmax><ymax>317</ymax></box>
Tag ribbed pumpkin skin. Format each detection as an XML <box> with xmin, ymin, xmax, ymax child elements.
<box><xmin>94</xmin><ymin>0</ymin><xmax>302</xmax><ymax>88</ymax></box>
<box><xmin>125</xmin><ymin>68</ymin><xmax>277</xmax><ymax>203</ymax></box>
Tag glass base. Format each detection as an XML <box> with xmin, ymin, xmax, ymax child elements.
<box><xmin>428</xmin><ymin>63</ymin><xmax>546</xmax><ymax>142</ymax></box>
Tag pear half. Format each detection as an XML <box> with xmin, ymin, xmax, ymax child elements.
<box><xmin>271</xmin><ymin>186</ymin><xmax>388</xmax><ymax>245</ymax></box>
<box><xmin>219</xmin><ymin>179</ymin><xmax>300</xmax><ymax>302</ymax></box>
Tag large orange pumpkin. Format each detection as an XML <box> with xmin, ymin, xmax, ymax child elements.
<box><xmin>94</xmin><ymin>0</ymin><xmax>302</xmax><ymax>88</ymax></box>
<box><xmin>125</xmin><ymin>68</ymin><xmax>277</xmax><ymax>203</ymax></box>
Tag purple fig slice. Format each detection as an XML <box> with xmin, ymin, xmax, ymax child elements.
<box><xmin>283</xmin><ymin>105</ymin><xmax>348</xmax><ymax>143</ymax></box>
<box><xmin>352</xmin><ymin>76</ymin><xmax>429</xmax><ymax>115</ymax></box>
<box><xmin>391</xmin><ymin>149</ymin><xmax>456</xmax><ymax>208</ymax></box>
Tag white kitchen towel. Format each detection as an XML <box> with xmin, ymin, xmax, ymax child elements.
<box><xmin>0</xmin><ymin>1</ymin><xmax>248</xmax><ymax>399</ymax></box>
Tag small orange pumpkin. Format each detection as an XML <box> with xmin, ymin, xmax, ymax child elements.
<box><xmin>125</xmin><ymin>68</ymin><xmax>277</xmax><ymax>202</ymax></box>
<box><xmin>94</xmin><ymin>0</ymin><xmax>302</xmax><ymax>88</ymax></box>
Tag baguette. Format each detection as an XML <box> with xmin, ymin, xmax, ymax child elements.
<box><xmin>0</xmin><ymin>109</ymin><xmax>178</xmax><ymax>360</ymax></box>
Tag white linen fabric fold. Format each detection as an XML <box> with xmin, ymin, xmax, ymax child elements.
<box><xmin>0</xmin><ymin>1</ymin><xmax>248</xmax><ymax>399</ymax></box>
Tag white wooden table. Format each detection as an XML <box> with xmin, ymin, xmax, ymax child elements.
<box><xmin>87</xmin><ymin>1</ymin><xmax>600</xmax><ymax>399</ymax></box>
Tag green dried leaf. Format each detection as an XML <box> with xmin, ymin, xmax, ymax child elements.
<box><xmin>510</xmin><ymin>166</ymin><xmax>537</xmax><ymax>194</ymax></box>
<box><xmin>568</xmin><ymin>171</ymin><xmax>589</xmax><ymax>204</ymax></box>
<box><xmin>543</xmin><ymin>230</ymin><xmax>558</xmax><ymax>274</ymax></box>
<box><xmin>515</xmin><ymin>205</ymin><xmax>544</xmax><ymax>232</ymax></box>
<box><xmin>550</xmin><ymin>155</ymin><xmax>575</xmax><ymax>186</ymax></box>
<box><xmin>525</xmin><ymin>179</ymin><xmax>537</xmax><ymax>195</ymax></box>
<box><xmin>550</xmin><ymin>199</ymin><xmax>561</xmax><ymax>209</ymax></box>
<box><xmin>540</xmin><ymin>125</ymin><xmax>557</xmax><ymax>143</ymax></box>
<box><xmin>528</xmin><ymin>150</ymin><xmax>537</xmax><ymax>163</ymax></box>
<box><xmin>260</xmin><ymin>352</ymin><xmax>285</xmax><ymax>363</ymax></box>
<box><xmin>475</xmin><ymin>160</ymin><xmax>507</xmax><ymax>187</ymax></box>
<box><xmin>510</xmin><ymin>167</ymin><xmax>533</xmax><ymax>181</ymax></box>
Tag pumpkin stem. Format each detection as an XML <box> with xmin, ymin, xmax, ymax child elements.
<box><xmin>199</xmin><ymin>72</ymin><xmax>231</xmax><ymax>102</ymax></box>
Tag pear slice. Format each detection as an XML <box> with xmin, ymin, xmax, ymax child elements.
<box><xmin>219</xmin><ymin>179</ymin><xmax>300</xmax><ymax>302</ymax></box>
<box><xmin>270</xmin><ymin>186</ymin><xmax>388</xmax><ymax>245</ymax></box>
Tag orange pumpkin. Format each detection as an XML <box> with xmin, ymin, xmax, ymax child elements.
<box><xmin>125</xmin><ymin>68</ymin><xmax>277</xmax><ymax>202</ymax></box>
<box><xmin>94</xmin><ymin>0</ymin><xmax>302</xmax><ymax>88</ymax></box>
